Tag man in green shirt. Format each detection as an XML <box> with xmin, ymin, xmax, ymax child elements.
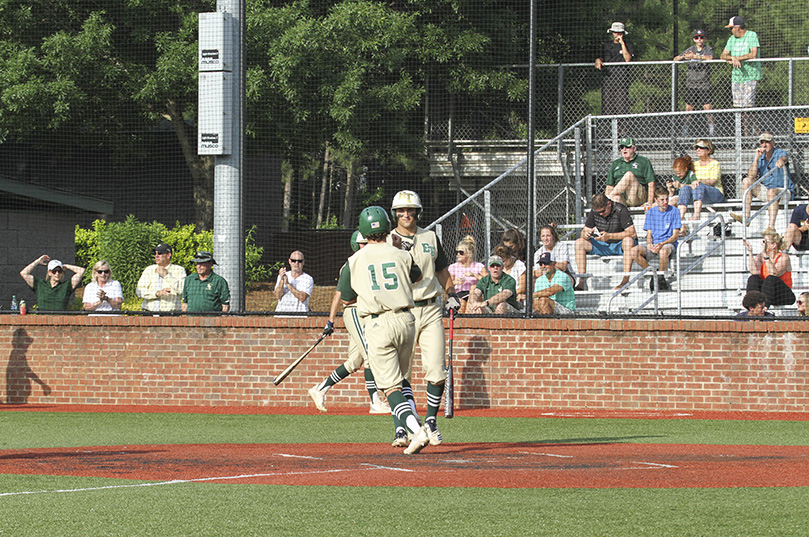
<box><xmin>606</xmin><ymin>137</ymin><xmax>656</xmax><ymax>209</ymax></box>
<box><xmin>467</xmin><ymin>255</ymin><xmax>521</xmax><ymax>314</ymax></box>
<box><xmin>20</xmin><ymin>255</ymin><xmax>86</xmax><ymax>311</ymax></box>
<box><xmin>181</xmin><ymin>251</ymin><xmax>230</xmax><ymax>312</ymax></box>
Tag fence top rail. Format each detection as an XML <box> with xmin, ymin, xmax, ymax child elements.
<box><xmin>595</xmin><ymin>104</ymin><xmax>809</xmax><ymax>121</ymax></box>
<box><xmin>514</xmin><ymin>56</ymin><xmax>809</xmax><ymax>70</ymax></box>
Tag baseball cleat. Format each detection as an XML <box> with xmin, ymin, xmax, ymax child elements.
<box><xmin>369</xmin><ymin>399</ymin><xmax>392</xmax><ymax>415</ymax></box>
<box><xmin>308</xmin><ymin>385</ymin><xmax>327</xmax><ymax>412</ymax></box>
<box><xmin>425</xmin><ymin>418</ymin><xmax>443</xmax><ymax>446</ymax></box>
<box><xmin>403</xmin><ymin>425</ymin><xmax>430</xmax><ymax>455</ymax></box>
<box><xmin>391</xmin><ymin>429</ymin><xmax>409</xmax><ymax>447</ymax></box>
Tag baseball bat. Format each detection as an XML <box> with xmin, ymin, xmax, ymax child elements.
<box><xmin>444</xmin><ymin>308</ymin><xmax>455</xmax><ymax>418</ymax></box>
<box><xmin>272</xmin><ymin>334</ymin><xmax>328</xmax><ymax>386</ymax></box>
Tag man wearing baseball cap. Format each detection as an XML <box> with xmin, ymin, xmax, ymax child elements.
<box><xmin>181</xmin><ymin>251</ymin><xmax>230</xmax><ymax>312</ymax></box>
<box><xmin>720</xmin><ymin>16</ymin><xmax>761</xmax><ymax>115</ymax></box>
<box><xmin>595</xmin><ymin>22</ymin><xmax>634</xmax><ymax>117</ymax></box>
<box><xmin>20</xmin><ymin>255</ymin><xmax>86</xmax><ymax>311</ymax></box>
<box><xmin>533</xmin><ymin>253</ymin><xmax>576</xmax><ymax>315</ymax></box>
<box><xmin>605</xmin><ymin>137</ymin><xmax>657</xmax><ymax>209</ymax></box>
<box><xmin>136</xmin><ymin>243</ymin><xmax>187</xmax><ymax>312</ymax></box>
<box><xmin>674</xmin><ymin>29</ymin><xmax>715</xmax><ymax>136</ymax></box>
<box><xmin>466</xmin><ymin>255</ymin><xmax>520</xmax><ymax>314</ymax></box>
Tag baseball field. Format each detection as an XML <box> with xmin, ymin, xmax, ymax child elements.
<box><xmin>2</xmin><ymin>405</ymin><xmax>808</xmax><ymax>536</ymax></box>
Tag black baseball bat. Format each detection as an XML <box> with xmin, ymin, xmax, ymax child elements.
<box><xmin>272</xmin><ymin>334</ymin><xmax>328</xmax><ymax>386</ymax></box>
<box><xmin>444</xmin><ymin>308</ymin><xmax>455</xmax><ymax>418</ymax></box>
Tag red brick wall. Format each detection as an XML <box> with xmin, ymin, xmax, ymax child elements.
<box><xmin>2</xmin><ymin>315</ymin><xmax>808</xmax><ymax>412</ymax></box>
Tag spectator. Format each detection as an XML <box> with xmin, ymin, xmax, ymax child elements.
<box><xmin>82</xmin><ymin>260</ymin><xmax>124</xmax><ymax>312</ymax></box>
<box><xmin>595</xmin><ymin>22</ymin><xmax>634</xmax><ymax>116</ymax></box>
<box><xmin>574</xmin><ymin>193</ymin><xmax>638</xmax><ymax>290</ymax></box>
<box><xmin>605</xmin><ymin>137</ymin><xmax>656</xmax><ymax>208</ymax></box>
<box><xmin>447</xmin><ymin>235</ymin><xmax>487</xmax><ymax>314</ymax></box>
<box><xmin>784</xmin><ymin>203</ymin><xmax>809</xmax><ymax>252</ymax></box>
<box><xmin>182</xmin><ymin>251</ymin><xmax>230</xmax><ymax>312</ymax></box>
<box><xmin>533</xmin><ymin>224</ymin><xmax>575</xmax><ymax>283</ymax></box>
<box><xmin>720</xmin><ymin>16</ymin><xmax>761</xmax><ymax>132</ymax></box>
<box><xmin>466</xmin><ymin>255</ymin><xmax>521</xmax><ymax>314</ymax></box>
<box><xmin>688</xmin><ymin>139</ymin><xmax>724</xmax><ymax>221</ymax></box>
<box><xmin>628</xmin><ymin>186</ymin><xmax>681</xmax><ymax>291</ymax></box>
<box><xmin>20</xmin><ymin>255</ymin><xmax>86</xmax><ymax>311</ymax></box>
<box><xmin>494</xmin><ymin>243</ymin><xmax>526</xmax><ymax>304</ymax></box>
<box><xmin>731</xmin><ymin>132</ymin><xmax>792</xmax><ymax>233</ymax></box>
<box><xmin>674</xmin><ymin>29</ymin><xmax>715</xmax><ymax>136</ymax></box>
<box><xmin>672</xmin><ymin>154</ymin><xmax>724</xmax><ymax>226</ymax></box>
<box><xmin>736</xmin><ymin>290</ymin><xmax>773</xmax><ymax>318</ymax></box>
<box><xmin>136</xmin><ymin>243</ymin><xmax>186</xmax><ymax>312</ymax></box>
<box><xmin>743</xmin><ymin>231</ymin><xmax>795</xmax><ymax>307</ymax></box>
<box><xmin>532</xmin><ymin>253</ymin><xmax>576</xmax><ymax>315</ymax></box>
<box><xmin>501</xmin><ymin>228</ymin><xmax>526</xmax><ymax>262</ymax></box>
<box><xmin>797</xmin><ymin>292</ymin><xmax>809</xmax><ymax>317</ymax></box>
<box><xmin>274</xmin><ymin>250</ymin><xmax>314</xmax><ymax>313</ymax></box>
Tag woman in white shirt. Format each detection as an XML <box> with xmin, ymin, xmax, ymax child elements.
<box><xmin>83</xmin><ymin>260</ymin><xmax>124</xmax><ymax>311</ymax></box>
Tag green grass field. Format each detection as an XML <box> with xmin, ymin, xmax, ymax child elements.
<box><xmin>1</xmin><ymin>411</ymin><xmax>808</xmax><ymax>536</ymax></box>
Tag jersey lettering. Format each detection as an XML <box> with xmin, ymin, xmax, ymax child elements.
<box><xmin>421</xmin><ymin>243</ymin><xmax>436</xmax><ymax>257</ymax></box>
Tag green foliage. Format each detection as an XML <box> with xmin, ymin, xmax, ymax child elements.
<box><xmin>75</xmin><ymin>217</ymin><xmax>272</xmax><ymax>307</ymax></box>
<box><xmin>318</xmin><ymin>215</ymin><xmax>342</xmax><ymax>230</ymax></box>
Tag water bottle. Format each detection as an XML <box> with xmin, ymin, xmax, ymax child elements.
<box><xmin>11</xmin><ymin>295</ymin><xmax>18</xmax><ymax>312</ymax></box>
<box><xmin>19</xmin><ymin>300</ymin><xmax>27</xmax><ymax>315</ymax></box>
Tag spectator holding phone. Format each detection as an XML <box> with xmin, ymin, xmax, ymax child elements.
<box><xmin>784</xmin><ymin>204</ymin><xmax>809</xmax><ymax>252</ymax></box>
<box><xmin>275</xmin><ymin>250</ymin><xmax>314</xmax><ymax>313</ymax></box>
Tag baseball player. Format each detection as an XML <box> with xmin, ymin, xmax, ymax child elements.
<box><xmin>338</xmin><ymin>206</ymin><xmax>430</xmax><ymax>454</ymax></box>
<box><xmin>308</xmin><ymin>230</ymin><xmax>391</xmax><ymax>415</ymax></box>
<box><xmin>387</xmin><ymin>190</ymin><xmax>455</xmax><ymax>448</ymax></box>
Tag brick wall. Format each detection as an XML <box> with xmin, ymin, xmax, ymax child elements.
<box><xmin>2</xmin><ymin>315</ymin><xmax>808</xmax><ymax>412</ymax></box>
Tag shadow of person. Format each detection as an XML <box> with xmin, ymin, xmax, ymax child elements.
<box><xmin>459</xmin><ymin>334</ymin><xmax>491</xmax><ymax>409</ymax></box>
<box><xmin>5</xmin><ymin>328</ymin><xmax>51</xmax><ymax>404</ymax></box>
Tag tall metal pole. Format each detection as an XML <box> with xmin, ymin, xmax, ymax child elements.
<box><xmin>525</xmin><ymin>0</ymin><xmax>537</xmax><ymax>317</ymax></box>
<box><xmin>214</xmin><ymin>0</ymin><xmax>245</xmax><ymax>311</ymax></box>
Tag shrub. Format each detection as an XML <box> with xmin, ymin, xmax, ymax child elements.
<box><xmin>76</xmin><ymin>217</ymin><xmax>272</xmax><ymax>309</ymax></box>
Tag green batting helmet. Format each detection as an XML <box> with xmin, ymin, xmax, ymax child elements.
<box><xmin>359</xmin><ymin>206</ymin><xmax>391</xmax><ymax>237</ymax></box>
<box><xmin>350</xmin><ymin>230</ymin><xmax>367</xmax><ymax>252</ymax></box>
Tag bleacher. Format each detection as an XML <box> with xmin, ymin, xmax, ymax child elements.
<box><xmin>561</xmin><ymin>200</ymin><xmax>807</xmax><ymax>317</ymax></box>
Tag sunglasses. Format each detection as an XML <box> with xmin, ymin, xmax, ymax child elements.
<box><xmin>798</xmin><ymin>301</ymin><xmax>805</xmax><ymax>305</ymax></box>
<box><xmin>51</xmin><ymin>268</ymin><xmax>63</xmax><ymax>274</ymax></box>
<box><xmin>289</xmin><ymin>259</ymin><xmax>304</xmax><ymax>263</ymax></box>
<box><xmin>694</xmin><ymin>36</ymin><xmax>705</xmax><ymax>40</ymax></box>
<box><xmin>96</xmin><ymin>269</ymin><xmax>110</xmax><ymax>274</ymax></box>
<box><xmin>619</xmin><ymin>145</ymin><xmax>632</xmax><ymax>150</ymax></box>
<box><xmin>456</xmin><ymin>250</ymin><xmax>467</xmax><ymax>255</ymax></box>
<box><xmin>489</xmin><ymin>263</ymin><xmax>502</xmax><ymax>268</ymax></box>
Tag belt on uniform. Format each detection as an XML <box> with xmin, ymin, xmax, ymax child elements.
<box><xmin>371</xmin><ymin>308</ymin><xmax>410</xmax><ymax>319</ymax></box>
<box><xmin>413</xmin><ymin>297</ymin><xmax>436</xmax><ymax>307</ymax></box>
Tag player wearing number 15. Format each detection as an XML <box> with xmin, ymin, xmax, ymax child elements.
<box><xmin>338</xmin><ymin>206</ymin><xmax>430</xmax><ymax>454</ymax></box>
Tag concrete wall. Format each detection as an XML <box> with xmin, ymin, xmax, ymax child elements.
<box><xmin>2</xmin><ymin>315</ymin><xmax>808</xmax><ymax>412</ymax></box>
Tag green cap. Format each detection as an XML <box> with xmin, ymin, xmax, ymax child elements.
<box><xmin>618</xmin><ymin>137</ymin><xmax>635</xmax><ymax>148</ymax></box>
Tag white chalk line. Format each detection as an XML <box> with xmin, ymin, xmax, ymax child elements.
<box><xmin>0</xmin><ymin>464</ymin><xmax>395</xmax><ymax>498</ymax></box>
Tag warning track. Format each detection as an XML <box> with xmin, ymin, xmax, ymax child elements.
<box><xmin>2</xmin><ymin>442</ymin><xmax>808</xmax><ymax>488</ymax></box>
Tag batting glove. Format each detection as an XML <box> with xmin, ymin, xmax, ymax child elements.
<box><xmin>446</xmin><ymin>293</ymin><xmax>462</xmax><ymax>314</ymax></box>
<box><xmin>322</xmin><ymin>321</ymin><xmax>335</xmax><ymax>336</ymax></box>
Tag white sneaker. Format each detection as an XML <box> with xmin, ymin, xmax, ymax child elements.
<box><xmin>391</xmin><ymin>429</ymin><xmax>409</xmax><ymax>447</ymax></box>
<box><xmin>308</xmin><ymin>385</ymin><xmax>327</xmax><ymax>412</ymax></box>
<box><xmin>369</xmin><ymin>399</ymin><xmax>391</xmax><ymax>415</ymax></box>
<box><xmin>425</xmin><ymin>418</ymin><xmax>443</xmax><ymax>446</ymax></box>
<box><xmin>403</xmin><ymin>425</ymin><xmax>430</xmax><ymax>454</ymax></box>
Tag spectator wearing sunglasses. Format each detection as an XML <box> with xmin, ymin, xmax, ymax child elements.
<box><xmin>674</xmin><ymin>29</ymin><xmax>715</xmax><ymax>136</ymax></box>
<box><xmin>82</xmin><ymin>260</ymin><xmax>123</xmax><ymax>312</ymax></box>
<box><xmin>20</xmin><ymin>255</ymin><xmax>86</xmax><ymax>311</ymax></box>
<box><xmin>797</xmin><ymin>292</ymin><xmax>809</xmax><ymax>317</ymax></box>
<box><xmin>274</xmin><ymin>250</ymin><xmax>314</xmax><ymax>313</ymax></box>
<box><xmin>136</xmin><ymin>243</ymin><xmax>186</xmax><ymax>312</ymax></box>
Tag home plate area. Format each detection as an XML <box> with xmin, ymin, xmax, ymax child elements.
<box><xmin>1</xmin><ymin>442</ymin><xmax>808</xmax><ymax>489</ymax></box>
